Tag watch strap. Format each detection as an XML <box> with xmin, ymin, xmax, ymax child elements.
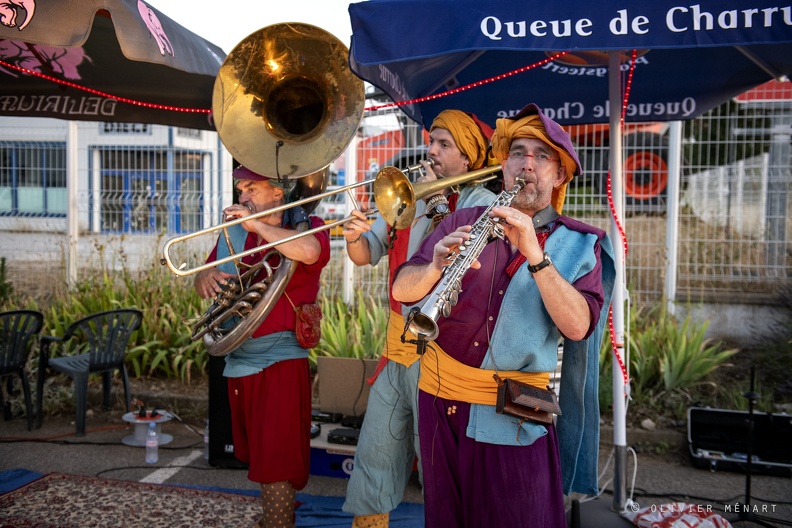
<box><xmin>527</xmin><ymin>252</ymin><xmax>552</xmax><ymax>273</ymax></box>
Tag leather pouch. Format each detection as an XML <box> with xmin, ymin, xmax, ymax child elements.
<box><xmin>495</xmin><ymin>378</ymin><xmax>561</xmax><ymax>425</ymax></box>
<box><xmin>294</xmin><ymin>302</ymin><xmax>322</xmax><ymax>349</ymax></box>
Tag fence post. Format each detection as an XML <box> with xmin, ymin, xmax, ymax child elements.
<box><xmin>343</xmin><ymin>135</ymin><xmax>359</xmax><ymax>305</ymax></box>
<box><xmin>67</xmin><ymin>121</ymin><xmax>79</xmax><ymax>289</ymax></box>
<box><xmin>665</xmin><ymin>121</ymin><xmax>682</xmax><ymax>315</ymax></box>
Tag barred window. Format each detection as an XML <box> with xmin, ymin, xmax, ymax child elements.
<box><xmin>0</xmin><ymin>142</ymin><xmax>67</xmax><ymax>216</ymax></box>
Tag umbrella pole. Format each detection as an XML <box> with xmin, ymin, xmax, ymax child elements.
<box><xmin>607</xmin><ymin>51</ymin><xmax>629</xmax><ymax>514</ymax></box>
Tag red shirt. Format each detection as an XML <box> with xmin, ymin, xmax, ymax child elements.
<box><xmin>206</xmin><ymin>215</ymin><xmax>331</xmax><ymax>338</ymax></box>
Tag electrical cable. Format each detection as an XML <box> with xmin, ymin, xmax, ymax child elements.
<box><xmin>2</xmin><ymin>406</ymin><xmax>204</xmax><ymax>444</ymax></box>
<box><xmin>0</xmin><ymin>437</ymin><xmax>202</xmax><ymax>449</ymax></box>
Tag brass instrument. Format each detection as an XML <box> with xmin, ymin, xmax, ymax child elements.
<box><xmin>161</xmin><ymin>162</ymin><xmax>503</xmax><ymax>277</ymax></box>
<box><xmin>176</xmin><ymin>23</ymin><xmax>364</xmax><ymax>356</ymax></box>
<box><xmin>213</xmin><ymin>23</ymin><xmax>365</xmax><ymax>179</ymax></box>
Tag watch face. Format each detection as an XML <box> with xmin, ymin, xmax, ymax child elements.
<box><xmin>434</xmin><ymin>203</ymin><xmax>450</xmax><ymax>215</ymax></box>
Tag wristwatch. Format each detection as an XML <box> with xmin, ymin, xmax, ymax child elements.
<box><xmin>425</xmin><ymin>194</ymin><xmax>450</xmax><ymax>218</ymax></box>
<box><xmin>431</xmin><ymin>201</ymin><xmax>450</xmax><ymax>216</ymax></box>
<box><xmin>528</xmin><ymin>252</ymin><xmax>553</xmax><ymax>273</ymax></box>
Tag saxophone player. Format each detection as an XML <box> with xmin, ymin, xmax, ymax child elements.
<box><xmin>342</xmin><ymin>110</ymin><xmax>497</xmax><ymax>527</ymax></box>
<box><xmin>392</xmin><ymin>103</ymin><xmax>616</xmax><ymax>528</ymax></box>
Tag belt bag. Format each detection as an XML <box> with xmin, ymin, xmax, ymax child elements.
<box><xmin>294</xmin><ymin>302</ymin><xmax>322</xmax><ymax>349</ymax></box>
<box><xmin>495</xmin><ymin>378</ymin><xmax>561</xmax><ymax>426</ymax></box>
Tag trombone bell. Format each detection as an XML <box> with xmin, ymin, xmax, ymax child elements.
<box><xmin>374</xmin><ymin>164</ymin><xmax>503</xmax><ymax>229</ymax></box>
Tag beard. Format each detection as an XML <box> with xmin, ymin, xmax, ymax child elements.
<box><xmin>510</xmin><ymin>181</ymin><xmax>553</xmax><ymax>214</ymax></box>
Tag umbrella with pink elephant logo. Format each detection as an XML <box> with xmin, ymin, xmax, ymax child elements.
<box><xmin>0</xmin><ymin>0</ymin><xmax>224</xmax><ymax>130</ymax></box>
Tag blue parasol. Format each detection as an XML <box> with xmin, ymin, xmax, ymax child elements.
<box><xmin>347</xmin><ymin>0</ymin><xmax>792</xmax><ymax>517</ymax></box>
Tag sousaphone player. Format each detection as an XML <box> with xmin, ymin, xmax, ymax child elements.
<box><xmin>194</xmin><ymin>23</ymin><xmax>363</xmax><ymax>527</ymax></box>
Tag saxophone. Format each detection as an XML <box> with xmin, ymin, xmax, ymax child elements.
<box><xmin>405</xmin><ymin>177</ymin><xmax>526</xmax><ymax>341</ymax></box>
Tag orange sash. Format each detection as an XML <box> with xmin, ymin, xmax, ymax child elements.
<box><xmin>381</xmin><ymin>309</ymin><xmax>422</xmax><ymax>368</ymax></box>
<box><xmin>419</xmin><ymin>344</ymin><xmax>550</xmax><ymax>405</ymax></box>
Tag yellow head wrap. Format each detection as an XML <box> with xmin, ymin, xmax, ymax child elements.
<box><xmin>491</xmin><ymin>114</ymin><xmax>577</xmax><ymax>213</ymax></box>
<box><xmin>430</xmin><ymin>110</ymin><xmax>490</xmax><ymax>170</ymax></box>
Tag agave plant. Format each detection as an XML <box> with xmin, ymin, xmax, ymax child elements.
<box><xmin>310</xmin><ymin>291</ymin><xmax>388</xmax><ymax>366</ymax></box>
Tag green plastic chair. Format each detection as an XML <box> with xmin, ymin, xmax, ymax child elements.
<box><xmin>0</xmin><ymin>310</ymin><xmax>44</xmax><ymax>431</ymax></box>
<box><xmin>36</xmin><ymin>309</ymin><xmax>142</xmax><ymax>437</ymax></box>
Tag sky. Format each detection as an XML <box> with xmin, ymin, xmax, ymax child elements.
<box><xmin>147</xmin><ymin>0</ymin><xmax>358</xmax><ymax>54</ymax></box>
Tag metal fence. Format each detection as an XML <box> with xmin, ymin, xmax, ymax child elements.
<box><xmin>1</xmin><ymin>95</ymin><xmax>790</xmax><ymax>312</ymax></box>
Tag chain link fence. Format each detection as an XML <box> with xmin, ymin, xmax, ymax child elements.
<box><xmin>1</xmin><ymin>95</ymin><xmax>790</xmax><ymax>313</ymax></box>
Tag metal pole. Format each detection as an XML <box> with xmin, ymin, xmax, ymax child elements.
<box><xmin>66</xmin><ymin>121</ymin><xmax>79</xmax><ymax>289</ymax></box>
<box><xmin>608</xmin><ymin>51</ymin><xmax>628</xmax><ymax>513</ymax></box>
<box><xmin>664</xmin><ymin>121</ymin><xmax>683</xmax><ymax>316</ymax></box>
<box><xmin>766</xmin><ymin>109</ymin><xmax>790</xmax><ymax>277</ymax></box>
<box><xmin>343</xmin><ymin>134</ymin><xmax>359</xmax><ymax>305</ymax></box>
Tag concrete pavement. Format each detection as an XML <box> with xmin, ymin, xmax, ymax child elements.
<box><xmin>2</xmin><ymin>393</ymin><xmax>791</xmax><ymax>526</ymax></box>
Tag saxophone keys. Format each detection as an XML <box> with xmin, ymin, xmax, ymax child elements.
<box><xmin>449</xmin><ymin>289</ymin><xmax>459</xmax><ymax>306</ymax></box>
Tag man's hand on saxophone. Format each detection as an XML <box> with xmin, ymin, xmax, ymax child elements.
<box><xmin>431</xmin><ymin>225</ymin><xmax>480</xmax><ymax>272</ymax></box>
<box><xmin>488</xmin><ymin>204</ymin><xmax>544</xmax><ymax>266</ymax></box>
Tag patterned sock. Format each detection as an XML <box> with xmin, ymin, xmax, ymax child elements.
<box><xmin>351</xmin><ymin>513</ymin><xmax>390</xmax><ymax>527</ymax></box>
<box><xmin>259</xmin><ymin>481</ymin><xmax>296</xmax><ymax>527</ymax></box>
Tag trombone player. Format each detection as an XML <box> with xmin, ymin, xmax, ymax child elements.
<box><xmin>342</xmin><ymin>110</ymin><xmax>497</xmax><ymax>527</ymax></box>
<box><xmin>194</xmin><ymin>166</ymin><xmax>331</xmax><ymax>528</ymax></box>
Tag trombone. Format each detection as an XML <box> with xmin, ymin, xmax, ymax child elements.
<box><xmin>160</xmin><ymin>162</ymin><xmax>502</xmax><ymax>277</ymax></box>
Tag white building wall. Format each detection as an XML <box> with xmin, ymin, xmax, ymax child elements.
<box><xmin>0</xmin><ymin>117</ymin><xmax>232</xmax><ymax>233</ymax></box>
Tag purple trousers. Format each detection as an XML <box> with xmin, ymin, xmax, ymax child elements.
<box><xmin>418</xmin><ymin>390</ymin><xmax>567</xmax><ymax>528</ymax></box>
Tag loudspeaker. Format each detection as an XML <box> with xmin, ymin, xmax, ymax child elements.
<box><xmin>208</xmin><ymin>355</ymin><xmax>248</xmax><ymax>469</ymax></box>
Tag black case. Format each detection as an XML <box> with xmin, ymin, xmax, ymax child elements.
<box><xmin>327</xmin><ymin>427</ymin><xmax>360</xmax><ymax>446</ymax></box>
<box><xmin>687</xmin><ymin>406</ymin><xmax>792</xmax><ymax>476</ymax></box>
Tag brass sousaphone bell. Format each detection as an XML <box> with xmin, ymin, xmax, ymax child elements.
<box><xmin>196</xmin><ymin>23</ymin><xmax>364</xmax><ymax>356</ymax></box>
<box><xmin>213</xmin><ymin>23</ymin><xmax>365</xmax><ymax>180</ymax></box>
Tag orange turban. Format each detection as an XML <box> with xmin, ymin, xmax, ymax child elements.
<box><xmin>430</xmin><ymin>110</ymin><xmax>491</xmax><ymax>170</ymax></box>
<box><xmin>491</xmin><ymin>111</ymin><xmax>579</xmax><ymax>214</ymax></box>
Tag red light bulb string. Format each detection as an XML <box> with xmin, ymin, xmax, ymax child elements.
<box><xmin>364</xmin><ymin>51</ymin><xmax>570</xmax><ymax>113</ymax></box>
<box><xmin>0</xmin><ymin>58</ymin><xmax>211</xmax><ymax>114</ymax></box>
<box><xmin>607</xmin><ymin>49</ymin><xmax>637</xmax><ymax>391</ymax></box>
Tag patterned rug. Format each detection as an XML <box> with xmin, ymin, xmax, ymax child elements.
<box><xmin>0</xmin><ymin>472</ymin><xmax>261</xmax><ymax>528</ymax></box>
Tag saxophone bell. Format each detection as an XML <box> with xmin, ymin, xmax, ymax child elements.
<box><xmin>406</xmin><ymin>307</ymin><xmax>441</xmax><ymax>342</ymax></box>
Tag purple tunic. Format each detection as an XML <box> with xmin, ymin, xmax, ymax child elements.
<box><xmin>397</xmin><ymin>206</ymin><xmax>605</xmax><ymax>527</ymax></box>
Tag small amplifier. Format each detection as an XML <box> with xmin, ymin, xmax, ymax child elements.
<box><xmin>327</xmin><ymin>427</ymin><xmax>360</xmax><ymax>446</ymax></box>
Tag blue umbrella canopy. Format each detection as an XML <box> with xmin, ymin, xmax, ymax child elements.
<box><xmin>348</xmin><ymin>0</ymin><xmax>792</xmax><ymax>513</ymax></box>
<box><xmin>0</xmin><ymin>0</ymin><xmax>224</xmax><ymax>130</ymax></box>
<box><xmin>349</xmin><ymin>0</ymin><xmax>792</xmax><ymax>128</ymax></box>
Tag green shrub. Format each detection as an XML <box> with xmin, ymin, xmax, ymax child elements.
<box><xmin>600</xmin><ymin>303</ymin><xmax>738</xmax><ymax>421</ymax></box>
<box><xmin>309</xmin><ymin>291</ymin><xmax>387</xmax><ymax>367</ymax></box>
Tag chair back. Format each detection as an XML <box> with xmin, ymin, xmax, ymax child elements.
<box><xmin>0</xmin><ymin>310</ymin><xmax>44</xmax><ymax>374</ymax></box>
<box><xmin>63</xmin><ymin>309</ymin><xmax>143</xmax><ymax>371</ymax></box>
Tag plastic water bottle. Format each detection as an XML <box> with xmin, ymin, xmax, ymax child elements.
<box><xmin>145</xmin><ymin>422</ymin><xmax>159</xmax><ymax>464</ymax></box>
<box><xmin>203</xmin><ymin>419</ymin><xmax>210</xmax><ymax>461</ymax></box>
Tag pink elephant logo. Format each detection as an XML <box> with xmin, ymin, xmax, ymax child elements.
<box><xmin>0</xmin><ymin>0</ymin><xmax>36</xmax><ymax>30</ymax></box>
<box><xmin>0</xmin><ymin>40</ymin><xmax>88</xmax><ymax>80</ymax></box>
<box><xmin>137</xmin><ymin>0</ymin><xmax>174</xmax><ymax>57</ymax></box>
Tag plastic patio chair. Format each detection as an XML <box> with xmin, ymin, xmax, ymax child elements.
<box><xmin>36</xmin><ymin>308</ymin><xmax>142</xmax><ymax>437</ymax></box>
<box><xmin>0</xmin><ymin>310</ymin><xmax>44</xmax><ymax>431</ymax></box>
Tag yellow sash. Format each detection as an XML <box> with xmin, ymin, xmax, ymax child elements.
<box><xmin>381</xmin><ymin>309</ymin><xmax>422</xmax><ymax>367</ymax></box>
<box><xmin>418</xmin><ymin>344</ymin><xmax>551</xmax><ymax>405</ymax></box>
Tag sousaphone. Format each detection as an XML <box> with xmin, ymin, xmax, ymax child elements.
<box><xmin>198</xmin><ymin>23</ymin><xmax>364</xmax><ymax>356</ymax></box>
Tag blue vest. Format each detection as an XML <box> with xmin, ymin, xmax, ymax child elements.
<box><xmin>466</xmin><ymin>224</ymin><xmax>616</xmax><ymax>495</ymax></box>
